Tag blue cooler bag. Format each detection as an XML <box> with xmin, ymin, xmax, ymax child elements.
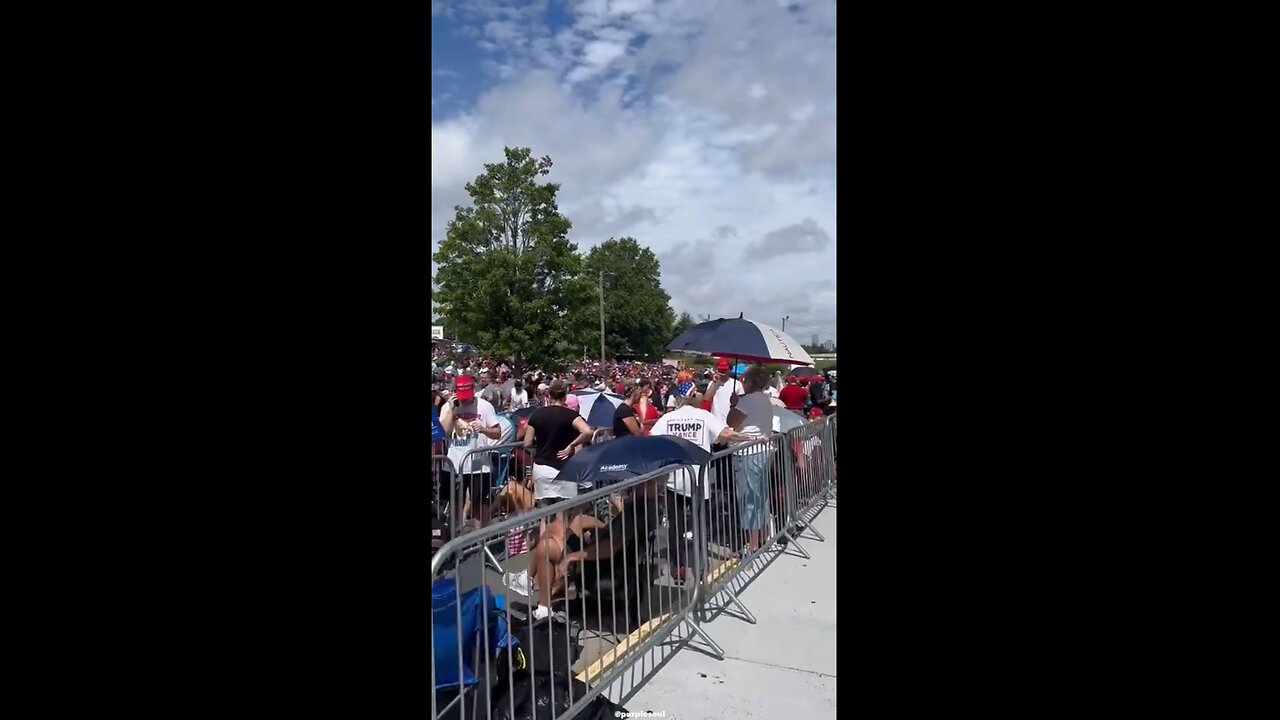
<box><xmin>432</xmin><ymin>577</ymin><xmax>520</xmax><ymax>688</ymax></box>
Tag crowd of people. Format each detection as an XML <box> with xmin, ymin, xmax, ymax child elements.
<box><xmin>432</xmin><ymin>348</ymin><xmax>837</xmax><ymax>621</ymax></box>
<box><xmin>431</xmin><ymin>353</ymin><xmax>837</xmax><ymax>418</ymax></box>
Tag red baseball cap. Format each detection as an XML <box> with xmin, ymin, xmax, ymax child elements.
<box><xmin>454</xmin><ymin>376</ymin><xmax>476</xmax><ymax>401</ymax></box>
<box><xmin>809</xmin><ymin>407</ymin><xmax>823</xmax><ymax>418</ymax></box>
<box><xmin>787</xmin><ymin>374</ymin><xmax>798</xmax><ymax>383</ymax></box>
<box><xmin>716</xmin><ymin>357</ymin><xmax>730</xmax><ymax>371</ymax></box>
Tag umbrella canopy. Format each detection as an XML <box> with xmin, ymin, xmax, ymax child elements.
<box><xmin>667</xmin><ymin>322</ymin><xmax>716</xmax><ymax>351</ymax></box>
<box><xmin>503</xmin><ymin>406</ymin><xmax>538</xmax><ymax>423</ymax></box>
<box><xmin>772</xmin><ymin>406</ymin><xmax>807</xmax><ymax>433</ymax></box>
<box><xmin>554</xmin><ymin>434</ymin><xmax>712</xmax><ymax>487</ymax></box>
<box><xmin>790</xmin><ymin>367</ymin><xmax>821</xmax><ymax>379</ymax></box>
<box><xmin>668</xmin><ymin>317</ymin><xmax>813</xmax><ymax>365</ymax></box>
<box><xmin>571</xmin><ymin>389</ymin><xmax>624</xmax><ymax>428</ymax></box>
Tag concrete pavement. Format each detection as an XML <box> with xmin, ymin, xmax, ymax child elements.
<box><xmin>600</xmin><ymin>502</ymin><xmax>838</xmax><ymax>720</ymax></box>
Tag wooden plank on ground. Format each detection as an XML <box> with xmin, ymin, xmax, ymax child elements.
<box><xmin>574</xmin><ymin>613</ymin><xmax>672</xmax><ymax>685</ymax></box>
<box><xmin>705</xmin><ymin>558</ymin><xmax>739</xmax><ymax>584</ymax></box>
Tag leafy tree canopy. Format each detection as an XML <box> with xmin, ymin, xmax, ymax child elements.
<box><xmin>432</xmin><ymin>147</ymin><xmax>583</xmax><ymax>368</ymax></box>
<box><xmin>433</xmin><ymin>147</ymin><xmax>683</xmax><ymax>365</ymax></box>
<box><xmin>672</xmin><ymin>311</ymin><xmax>696</xmax><ymax>339</ymax></box>
<box><xmin>579</xmin><ymin>237</ymin><xmax>675</xmax><ymax>361</ymax></box>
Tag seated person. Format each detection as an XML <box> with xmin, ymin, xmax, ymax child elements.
<box><xmin>525</xmin><ymin>496</ymin><xmax>621</xmax><ymax>618</ymax></box>
<box><xmin>493</xmin><ymin>477</ymin><xmax>536</xmax><ymax>516</ymax></box>
<box><xmin>526</xmin><ymin>479</ymin><xmax>663</xmax><ymax>620</ymax></box>
<box><xmin>564</xmin><ymin>479</ymin><xmax>665</xmax><ymax>616</ymax></box>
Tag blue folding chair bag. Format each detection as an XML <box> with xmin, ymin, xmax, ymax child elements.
<box><xmin>432</xmin><ymin>407</ymin><xmax>447</xmax><ymax>442</ymax></box>
<box><xmin>490</xmin><ymin>415</ymin><xmax>516</xmax><ymax>488</ymax></box>
<box><xmin>432</xmin><ymin>577</ymin><xmax>518</xmax><ymax>688</ymax></box>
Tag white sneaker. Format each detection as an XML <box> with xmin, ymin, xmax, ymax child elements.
<box><xmin>502</xmin><ymin>569</ymin><xmax>531</xmax><ymax>597</ymax></box>
<box><xmin>532</xmin><ymin>605</ymin><xmax>551</xmax><ymax>621</ymax></box>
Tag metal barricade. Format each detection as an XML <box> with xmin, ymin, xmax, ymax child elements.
<box><xmin>693</xmin><ymin>433</ymin><xmax>792</xmax><ymax>629</ymax></box>
<box><xmin>433</xmin><ymin>454</ymin><xmax>457</xmax><ymax>528</ymax></box>
<box><xmin>451</xmin><ymin>441</ymin><xmax>538</xmax><ymax>575</ymax></box>
<box><xmin>693</xmin><ymin>418</ymin><xmax>838</xmax><ymax>627</ymax></box>
<box><xmin>431</xmin><ymin>417</ymin><xmax>839</xmax><ymax>720</ymax></box>
<box><xmin>829</xmin><ymin>412</ymin><xmax>837</xmax><ymax>476</ymax></box>
<box><xmin>787</xmin><ymin>416</ymin><xmax>834</xmax><ymax>521</ymax></box>
<box><xmin>431</xmin><ymin>467</ymin><xmax>713</xmax><ymax>720</ymax></box>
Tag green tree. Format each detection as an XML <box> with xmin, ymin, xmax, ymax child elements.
<box><xmin>432</xmin><ymin>147</ymin><xmax>583</xmax><ymax>368</ymax></box>
<box><xmin>671</xmin><ymin>311</ymin><xmax>696</xmax><ymax>339</ymax></box>
<box><xmin>577</xmin><ymin>236</ymin><xmax>676</xmax><ymax>360</ymax></box>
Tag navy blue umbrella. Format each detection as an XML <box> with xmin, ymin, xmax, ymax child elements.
<box><xmin>667</xmin><ymin>316</ymin><xmax>814</xmax><ymax>366</ymax></box>
<box><xmin>503</xmin><ymin>406</ymin><xmax>538</xmax><ymax>423</ymax></box>
<box><xmin>572</xmin><ymin>389</ymin><xmax>624</xmax><ymax>428</ymax></box>
<box><xmin>667</xmin><ymin>318</ymin><xmax>724</xmax><ymax>351</ymax></box>
<box><xmin>554</xmin><ymin>435</ymin><xmax>712</xmax><ymax>487</ymax></box>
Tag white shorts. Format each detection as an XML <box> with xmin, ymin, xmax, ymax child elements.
<box><xmin>532</xmin><ymin>464</ymin><xmax>578</xmax><ymax>500</ymax></box>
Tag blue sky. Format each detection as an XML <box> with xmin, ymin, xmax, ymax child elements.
<box><xmin>431</xmin><ymin>0</ymin><xmax>837</xmax><ymax>344</ymax></box>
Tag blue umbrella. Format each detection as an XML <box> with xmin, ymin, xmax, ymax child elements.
<box><xmin>667</xmin><ymin>315</ymin><xmax>814</xmax><ymax>366</ymax></box>
<box><xmin>667</xmin><ymin>318</ymin><xmax>724</xmax><ymax>350</ymax></box>
<box><xmin>572</xmin><ymin>389</ymin><xmax>624</xmax><ymax>428</ymax></box>
<box><xmin>502</xmin><ymin>406</ymin><xmax>538</xmax><ymax>423</ymax></box>
<box><xmin>554</xmin><ymin>434</ymin><xmax>712</xmax><ymax>487</ymax></box>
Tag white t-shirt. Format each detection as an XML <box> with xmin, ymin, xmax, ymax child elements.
<box><xmin>651</xmin><ymin>406</ymin><xmax>726</xmax><ymax>498</ymax></box>
<box><xmin>445</xmin><ymin>398</ymin><xmax>500</xmax><ymax>474</ymax></box>
<box><xmin>711</xmin><ymin>379</ymin><xmax>745</xmax><ymax>425</ymax></box>
<box><xmin>764</xmin><ymin>386</ymin><xmax>779</xmax><ymax>399</ymax></box>
<box><xmin>510</xmin><ymin>388</ymin><xmax>529</xmax><ymax>409</ymax></box>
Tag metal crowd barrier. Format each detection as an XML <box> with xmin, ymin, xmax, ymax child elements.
<box><xmin>693</xmin><ymin>416</ymin><xmax>836</xmax><ymax>634</ymax></box>
<box><xmin>438</xmin><ymin>441</ymin><xmax>541</xmax><ymax>576</ymax></box>
<box><xmin>431</xmin><ymin>467</ymin><xmax>711</xmax><ymax>720</ymax></box>
<box><xmin>432</xmin><ymin>454</ymin><xmax>456</xmax><ymax>528</ymax></box>
<box><xmin>430</xmin><ymin>415</ymin><xmax>838</xmax><ymax>720</ymax></box>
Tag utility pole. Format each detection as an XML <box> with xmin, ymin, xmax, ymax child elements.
<box><xmin>599</xmin><ymin>269</ymin><xmax>606</xmax><ymax>364</ymax></box>
<box><xmin>782</xmin><ymin>315</ymin><xmax>789</xmax><ymax>332</ymax></box>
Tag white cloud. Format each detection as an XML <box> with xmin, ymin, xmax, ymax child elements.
<box><xmin>432</xmin><ymin>0</ymin><xmax>838</xmax><ymax>344</ymax></box>
<box><xmin>431</xmin><ymin>120</ymin><xmax>480</xmax><ymax>190</ymax></box>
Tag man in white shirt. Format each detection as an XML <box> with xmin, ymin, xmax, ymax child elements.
<box><xmin>438</xmin><ymin>375</ymin><xmax>503</xmax><ymax>531</ymax></box>
<box><xmin>709</xmin><ymin>358</ymin><xmax>745</xmax><ymax>426</ymax></box>
<box><xmin>651</xmin><ymin>381</ymin><xmax>758</xmax><ymax>582</ymax></box>
<box><xmin>705</xmin><ymin>358</ymin><xmax>747</xmax><ymax>548</ymax></box>
<box><xmin>509</xmin><ymin>379</ymin><xmax>530</xmax><ymax>409</ymax></box>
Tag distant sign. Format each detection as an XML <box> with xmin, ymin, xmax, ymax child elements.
<box><xmin>431</xmin><ymin>326</ymin><xmax>444</xmax><ymax>340</ymax></box>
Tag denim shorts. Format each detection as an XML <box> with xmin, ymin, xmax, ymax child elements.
<box><xmin>732</xmin><ymin>449</ymin><xmax>772</xmax><ymax>531</ymax></box>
